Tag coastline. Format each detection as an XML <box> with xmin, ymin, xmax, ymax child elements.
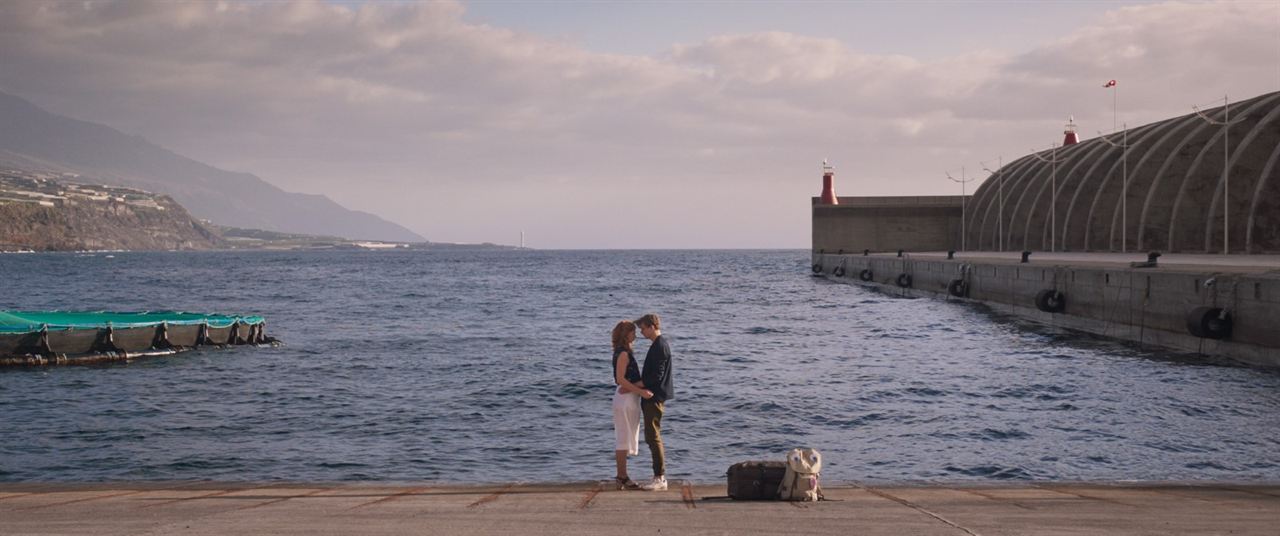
<box><xmin>3</xmin><ymin>481</ymin><xmax>1277</xmax><ymax>535</ymax></box>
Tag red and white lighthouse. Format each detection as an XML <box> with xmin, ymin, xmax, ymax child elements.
<box><xmin>819</xmin><ymin>160</ymin><xmax>839</xmax><ymax>205</ymax></box>
<box><xmin>1063</xmin><ymin>116</ymin><xmax>1080</xmax><ymax>146</ymax></box>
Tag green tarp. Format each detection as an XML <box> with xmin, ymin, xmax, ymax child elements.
<box><xmin>0</xmin><ymin>311</ymin><xmax>264</xmax><ymax>333</ymax></box>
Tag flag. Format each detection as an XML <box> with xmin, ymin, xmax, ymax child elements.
<box><xmin>1104</xmin><ymin>80</ymin><xmax>1117</xmax><ymax>88</ymax></box>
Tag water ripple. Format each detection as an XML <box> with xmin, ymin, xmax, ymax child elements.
<box><xmin>2</xmin><ymin>250</ymin><xmax>1279</xmax><ymax>484</ymax></box>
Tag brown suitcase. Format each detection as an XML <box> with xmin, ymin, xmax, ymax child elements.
<box><xmin>726</xmin><ymin>461</ymin><xmax>786</xmax><ymax>500</ymax></box>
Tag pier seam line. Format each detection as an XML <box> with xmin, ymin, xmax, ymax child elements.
<box><xmin>680</xmin><ymin>481</ymin><xmax>696</xmax><ymax>510</ymax></box>
<box><xmin>577</xmin><ymin>482</ymin><xmax>602</xmax><ymax>510</ymax></box>
<box><xmin>852</xmin><ymin>484</ymin><xmax>982</xmax><ymax>536</ymax></box>
<box><xmin>1030</xmin><ymin>485</ymin><xmax>1140</xmax><ymax>507</ymax></box>
<box><xmin>136</xmin><ymin>488</ymin><xmax>243</xmax><ymax>509</ymax></box>
<box><xmin>957</xmin><ymin>489</ymin><xmax>1036</xmax><ymax>511</ymax></box>
<box><xmin>466</xmin><ymin>484</ymin><xmax>515</xmax><ymax>508</ymax></box>
<box><xmin>347</xmin><ymin>486</ymin><xmax>429</xmax><ymax>510</ymax></box>
<box><xmin>19</xmin><ymin>482</ymin><xmax>205</xmax><ymax>511</ymax></box>
<box><xmin>18</xmin><ymin>489</ymin><xmax>151</xmax><ymax>511</ymax></box>
<box><xmin>234</xmin><ymin>487</ymin><xmax>333</xmax><ymax>511</ymax></box>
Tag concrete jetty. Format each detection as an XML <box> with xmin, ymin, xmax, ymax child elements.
<box><xmin>2</xmin><ymin>482</ymin><xmax>1278</xmax><ymax>535</ymax></box>
<box><xmin>812</xmin><ymin>251</ymin><xmax>1280</xmax><ymax>367</ymax></box>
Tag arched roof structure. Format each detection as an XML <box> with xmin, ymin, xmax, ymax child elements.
<box><xmin>964</xmin><ymin>90</ymin><xmax>1280</xmax><ymax>253</ymax></box>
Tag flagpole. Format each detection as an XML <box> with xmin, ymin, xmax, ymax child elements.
<box><xmin>1113</xmin><ymin>84</ymin><xmax>1118</xmax><ymax>133</ymax></box>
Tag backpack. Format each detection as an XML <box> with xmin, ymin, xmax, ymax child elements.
<box><xmin>726</xmin><ymin>460</ymin><xmax>787</xmax><ymax>500</ymax></box>
<box><xmin>777</xmin><ymin>448</ymin><xmax>822</xmax><ymax>501</ymax></box>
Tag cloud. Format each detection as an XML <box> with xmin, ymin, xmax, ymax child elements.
<box><xmin>0</xmin><ymin>0</ymin><xmax>1275</xmax><ymax>247</ymax></box>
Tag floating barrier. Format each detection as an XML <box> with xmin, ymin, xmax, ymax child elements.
<box><xmin>0</xmin><ymin>311</ymin><xmax>277</xmax><ymax>366</ymax></box>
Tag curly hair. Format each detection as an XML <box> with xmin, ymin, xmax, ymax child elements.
<box><xmin>611</xmin><ymin>320</ymin><xmax>635</xmax><ymax>351</ymax></box>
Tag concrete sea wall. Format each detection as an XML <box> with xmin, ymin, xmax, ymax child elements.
<box><xmin>812</xmin><ymin>196</ymin><xmax>964</xmax><ymax>254</ymax></box>
<box><xmin>811</xmin><ymin>252</ymin><xmax>1280</xmax><ymax>368</ymax></box>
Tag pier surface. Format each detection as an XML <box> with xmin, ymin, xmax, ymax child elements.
<box><xmin>3</xmin><ymin>482</ymin><xmax>1278</xmax><ymax>535</ymax></box>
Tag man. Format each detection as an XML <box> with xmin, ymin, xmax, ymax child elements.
<box><xmin>635</xmin><ymin>313</ymin><xmax>673</xmax><ymax>491</ymax></box>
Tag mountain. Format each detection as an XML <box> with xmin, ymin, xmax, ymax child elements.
<box><xmin>0</xmin><ymin>91</ymin><xmax>424</xmax><ymax>242</ymax></box>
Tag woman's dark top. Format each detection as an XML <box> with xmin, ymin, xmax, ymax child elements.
<box><xmin>613</xmin><ymin>347</ymin><xmax>642</xmax><ymax>385</ymax></box>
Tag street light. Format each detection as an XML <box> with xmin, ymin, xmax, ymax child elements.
<box><xmin>1028</xmin><ymin>145</ymin><xmax>1066</xmax><ymax>252</ymax></box>
<box><xmin>946</xmin><ymin>167</ymin><xmax>975</xmax><ymax>251</ymax></box>
<box><xmin>1097</xmin><ymin>124</ymin><xmax>1135</xmax><ymax>253</ymax></box>
<box><xmin>1191</xmin><ymin>95</ymin><xmax>1246</xmax><ymax>254</ymax></box>
<box><xmin>981</xmin><ymin>157</ymin><xmax>1003</xmax><ymax>252</ymax></box>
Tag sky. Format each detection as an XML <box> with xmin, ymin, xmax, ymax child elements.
<box><xmin>0</xmin><ymin>0</ymin><xmax>1277</xmax><ymax>248</ymax></box>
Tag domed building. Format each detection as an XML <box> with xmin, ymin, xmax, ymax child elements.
<box><xmin>965</xmin><ymin>90</ymin><xmax>1280</xmax><ymax>254</ymax></box>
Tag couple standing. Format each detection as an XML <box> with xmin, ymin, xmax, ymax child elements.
<box><xmin>611</xmin><ymin>313</ymin><xmax>673</xmax><ymax>491</ymax></box>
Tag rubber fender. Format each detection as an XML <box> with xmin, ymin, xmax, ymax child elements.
<box><xmin>948</xmin><ymin>279</ymin><xmax>968</xmax><ymax>298</ymax></box>
<box><xmin>1034</xmin><ymin>289</ymin><xmax>1066</xmax><ymax>313</ymax></box>
<box><xmin>859</xmin><ymin>269</ymin><xmax>873</xmax><ymax>282</ymax></box>
<box><xmin>1186</xmin><ymin>306</ymin><xmax>1232</xmax><ymax>340</ymax></box>
<box><xmin>812</xmin><ymin>263</ymin><xmax>822</xmax><ymax>274</ymax></box>
<box><xmin>896</xmin><ymin>273</ymin><xmax>912</xmax><ymax>288</ymax></box>
<box><xmin>833</xmin><ymin>266</ymin><xmax>846</xmax><ymax>277</ymax></box>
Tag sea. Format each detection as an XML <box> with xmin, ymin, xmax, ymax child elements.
<box><xmin>2</xmin><ymin>249</ymin><xmax>1279</xmax><ymax>484</ymax></box>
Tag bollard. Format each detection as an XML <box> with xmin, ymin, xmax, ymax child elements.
<box><xmin>1021</xmin><ymin>251</ymin><xmax>1032</xmax><ymax>263</ymax></box>
<box><xmin>1131</xmin><ymin>251</ymin><xmax>1162</xmax><ymax>269</ymax></box>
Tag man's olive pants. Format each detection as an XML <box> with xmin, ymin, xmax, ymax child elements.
<box><xmin>641</xmin><ymin>399</ymin><xmax>665</xmax><ymax>477</ymax></box>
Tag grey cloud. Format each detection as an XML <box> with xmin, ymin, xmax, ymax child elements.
<box><xmin>0</xmin><ymin>0</ymin><xmax>1275</xmax><ymax>247</ymax></box>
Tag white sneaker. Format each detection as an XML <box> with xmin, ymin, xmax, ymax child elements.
<box><xmin>641</xmin><ymin>476</ymin><xmax>668</xmax><ymax>491</ymax></box>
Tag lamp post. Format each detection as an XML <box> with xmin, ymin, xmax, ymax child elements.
<box><xmin>981</xmin><ymin>157</ymin><xmax>1003</xmax><ymax>252</ymax></box>
<box><xmin>946</xmin><ymin>167</ymin><xmax>975</xmax><ymax>251</ymax></box>
<box><xmin>1028</xmin><ymin>144</ymin><xmax>1066</xmax><ymax>252</ymax></box>
<box><xmin>1096</xmin><ymin>124</ymin><xmax>1133</xmax><ymax>253</ymax></box>
<box><xmin>1192</xmin><ymin>95</ymin><xmax>1246</xmax><ymax>254</ymax></box>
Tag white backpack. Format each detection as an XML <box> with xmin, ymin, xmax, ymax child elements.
<box><xmin>777</xmin><ymin>448</ymin><xmax>822</xmax><ymax>501</ymax></box>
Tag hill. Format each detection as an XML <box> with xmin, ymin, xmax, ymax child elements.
<box><xmin>0</xmin><ymin>91</ymin><xmax>424</xmax><ymax>242</ymax></box>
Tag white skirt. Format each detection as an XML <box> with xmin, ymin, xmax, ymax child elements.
<box><xmin>612</xmin><ymin>390</ymin><xmax>642</xmax><ymax>455</ymax></box>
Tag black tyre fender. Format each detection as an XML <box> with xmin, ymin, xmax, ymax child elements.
<box><xmin>1186</xmin><ymin>306</ymin><xmax>1232</xmax><ymax>339</ymax></box>
<box><xmin>812</xmin><ymin>263</ymin><xmax>822</xmax><ymax>274</ymax></box>
<box><xmin>833</xmin><ymin>266</ymin><xmax>846</xmax><ymax>277</ymax></box>
<box><xmin>947</xmin><ymin>279</ymin><xmax>968</xmax><ymax>298</ymax></box>
<box><xmin>859</xmin><ymin>269</ymin><xmax>873</xmax><ymax>282</ymax></box>
<box><xmin>1034</xmin><ymin>289</ymin><xmax>1066</xmax><ymax>313</ymax></box>
<box><xmin>896</xmin><ymin>273</ymin><xmax>912</xmax><ymax>288</ymax></box>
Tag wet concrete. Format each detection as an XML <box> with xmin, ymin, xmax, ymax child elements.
<box><xmin>2</xmin><ymin>482</ymin><xmax>1277</xmax><ymax>535</ymax></box>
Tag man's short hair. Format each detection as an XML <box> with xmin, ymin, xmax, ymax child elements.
<box><xmin>635</xmin><ymin>313</ymin><xmax>661</xmax><ymax>330</ymax></box>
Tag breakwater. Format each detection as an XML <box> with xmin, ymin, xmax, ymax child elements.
<box><xmin>812</xmin><ymin>251</ymin><xmax>1280</xmax><ymax>367</ymax></box>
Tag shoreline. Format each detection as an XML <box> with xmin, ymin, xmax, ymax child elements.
<box><xmin>3</xmin><ymin>481</ymin><xmax>1277</xmax><ymax>535</ymax></box>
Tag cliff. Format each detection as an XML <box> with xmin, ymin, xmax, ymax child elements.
<box><xmin>0</xmin><ymin>172</ymin><xmax>222</xmax><ymax>251</ymax></box>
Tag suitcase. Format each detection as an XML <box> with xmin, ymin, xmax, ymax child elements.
<box><xmin>726</xmin><ymin>461</ymin><xmax>787</xmax><ymax>500</ymax></box>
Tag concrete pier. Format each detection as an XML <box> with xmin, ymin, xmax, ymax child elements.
<box><xmin>1</xmin><ymin>482</ymin><xmax>1277</xmax><ymax>535</ymax></box>
<box><xmin>812</xmin><ymin>251</ymin><xmax>1280</xmax><ymax>367</ymax></box>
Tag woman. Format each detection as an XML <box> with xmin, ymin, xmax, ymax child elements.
<box><xmin>611</xmin><ymin>320</ymin><xmax>652</xmax><ymax>490</ymax></box>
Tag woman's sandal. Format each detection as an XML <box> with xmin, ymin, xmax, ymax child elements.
<box><xmin>615</xmin><ymin>477</ymin><xmax>640</xmax><ymax>490</ymax></box>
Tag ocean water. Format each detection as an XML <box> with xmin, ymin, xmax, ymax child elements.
<box><xmin>2</xmin><ymin>249</ymin><xmax>1279</xmax><ymax>484</ymax></box>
